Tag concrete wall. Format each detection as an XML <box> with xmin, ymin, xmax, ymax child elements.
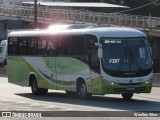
<box><xmin>2</xmin><ymin>0</ymin><xmax>64</xmax><ymax>5</ymax></box>
<box><xmin>2</xmin><ymin>0</ymin><xmax>34</xmax><ymax>6</ymax></box>
<box><xmin>0</xmin><ymin>20</ymin><xmax>23</xmax><ymax>41</ymax></box>
<box><xmin>152</xmin><ymin>73</ymin><xmax>160</xmax><ymax>87</ymax></box>
<box><xmin>0</xmin><ymin>20</ymin><xmax>7</xmax><ymax>41</ymax></box>
<box><xmin>7</xmin><ymin>20</ymin><xmax>23</xmax><ymax>29</ymax></box>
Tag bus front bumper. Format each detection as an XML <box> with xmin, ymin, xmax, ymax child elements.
<box><xmin>104</xmin><ymin>81</ymin><xmax>152</xmax><ymax>94</ymax></box>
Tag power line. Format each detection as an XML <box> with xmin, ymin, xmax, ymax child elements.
<box><xmin>114</xmin><ymin>0</ymin><xmax>160</xmax><ymax>14</ymax></box>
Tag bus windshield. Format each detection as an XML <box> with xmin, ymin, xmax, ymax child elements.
<box><xmin>100</xmin><ymin>38</ymin><xmax>152</xmax><ymax>77</ymax></box>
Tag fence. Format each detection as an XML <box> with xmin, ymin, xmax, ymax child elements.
<box><xmin>0</xmin><ymin>5</ymin><xmax>160</xmax><ymax>30</ymax></box>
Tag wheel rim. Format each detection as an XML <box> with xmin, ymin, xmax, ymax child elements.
<box><xmin>80</xmin><ymin>84</ymin><xmax>87</xmax><ymax>96</ymax></box>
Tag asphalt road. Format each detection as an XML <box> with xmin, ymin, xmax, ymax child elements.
<box><xmin>0</xmin><ymin>75</ymin><xmax>160</xmax><ymax>120</ymax></box>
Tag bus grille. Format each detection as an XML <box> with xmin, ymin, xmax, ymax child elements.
<box><xmin>114</xmin><ymin>87</ymin><xmax>146</xmax><ymax>92</ymax></box>
<box><xmin>118</xmin><ymin>83</ymin><xmax>142</xmax><ymax>86</ymax></box>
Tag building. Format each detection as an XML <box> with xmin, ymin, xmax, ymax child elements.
<box><xmin>0</xmin><ymin>0</ymin><xmax>33</xmax><ymax>5</ymax></box>
<box><xmin>39</xmin><ymin>0</ymin><xmax>64</xmax><ymax>1</ymax></box>
<box><xmin>0</xmin><ymin>0</ymin><xmax>64</xmax><ymax>6</ymax></box>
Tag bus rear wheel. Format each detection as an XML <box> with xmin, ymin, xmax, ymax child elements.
<box><xmin>31</xmin><ymin>79</ymin><xmax>48</xmax><ymax>95</ymax></box>
<box><xmin>121</xmin><ymin>93</ymin><xmax>133</xmax><ymax>100</ymax></box>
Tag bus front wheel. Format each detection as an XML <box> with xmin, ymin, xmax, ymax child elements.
<box><xmin>121</xmin><ymin>93</ymin><xmax>133</xmax><ymax>100</ymax></box>
<box><xmin>78</xmin><ymin>82</ymin><xmax>91</xmax><ymax>99</ymax></box>
<box><xmin>31</xmin><ymin>79</ymin><xmax>48</xmax><ymax>95</ymax></box>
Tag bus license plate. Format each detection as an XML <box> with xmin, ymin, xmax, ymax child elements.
<box><xmin>127</xmin><ymin>88</ymin><xmax>135</xmax><ymax>91</ymax></box>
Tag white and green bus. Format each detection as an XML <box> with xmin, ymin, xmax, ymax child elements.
<box><xmin>7</xmin><ymin>27</ymin><xmax>153</xmax><ymax>100</ymax></box>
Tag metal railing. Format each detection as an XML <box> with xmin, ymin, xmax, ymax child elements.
<box><xmin>0</xmin><ymin>5</ymin><xmax>160</xmax><ymax>30</ymax></box>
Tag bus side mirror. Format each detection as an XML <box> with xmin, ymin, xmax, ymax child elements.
<box><xmin>150</xmin><ymin>46</ymin><xmax>153</xmax><ymax>65</ymax></box>
<box><xmin>95</xmin><ymin>43</ymin><xmax>99</xmax><ymax>46</ymax></box>
<box><xmin>98</xmin><ymin>45</ymin><xmax>103</xmax><ymax>58</ymax></box>
<box><xmin>150</xmin><ymin>46</ymin><xmax>152</xmax><ymax>56</ymax></box>
<box><xmin>95</xmin><ymin>43</ymin><xmax>103</xmax><ymax>58</ymax></box>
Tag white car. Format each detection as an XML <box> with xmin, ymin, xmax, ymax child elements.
<box><xmin>0</xmin><ymin>40</ymin><xmax>7</xmax><ymax>66</ymax></box>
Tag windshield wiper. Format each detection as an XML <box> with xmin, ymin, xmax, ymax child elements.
<box><xmin>128</xmin><ymin>47</ymin><xmax>133</xmax><ymax>65</ymax></box>
<box><xmin>118</xmin><ymin>46</ymin><xmax>128</xmax><ymax>71</ymax></box>
<box><xmin>129</xmin><ymin>47</ymin><xmax>143</xmax><ymax>71</ymax></box>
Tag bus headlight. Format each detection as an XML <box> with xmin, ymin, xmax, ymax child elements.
<box><xmin>145</xmin><ymin>79</ymin><xmax>152</xmax><ymax>84</ymax></box>
<box><xmin>106</xmin><ymin>80</ymin><xmax>117</xmax><ymax>85</ymax></box>
<box><xmin>103</xmin><ymin>78</ymin><xmax>117</xmax><ymax>85</ymax></box>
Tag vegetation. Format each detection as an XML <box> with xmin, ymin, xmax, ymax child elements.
<box><xmin>67</xmin><ymin>0</ymin><xmax>160</xmax><ymax>17</ymax></box>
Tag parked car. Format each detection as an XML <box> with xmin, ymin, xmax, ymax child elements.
<box><xmin>0</xmin><ymin>40</ymin><xmax>7</xmax><ymax>66</ymax></box>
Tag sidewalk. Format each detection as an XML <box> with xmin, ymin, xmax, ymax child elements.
<box><xmin>152</xmin><ymin>73</ymin><xmax>160</xmax><ymax>87</ymax></box>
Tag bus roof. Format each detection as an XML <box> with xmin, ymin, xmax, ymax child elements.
<box><xmin>8</xmin><ymin>27</ymin><xmax>146</xmax><ymax>38</ymax></box>
<box><xmin>48</xmin><ymin>24</ymin><xmax>99</xmax><ymax>30</ymax></box>
<box><xmin>23</xmin><ymin>2</ymin><xmax>129</xmax><ymax>8</ymax></box>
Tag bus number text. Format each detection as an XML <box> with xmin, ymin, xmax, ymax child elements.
<box><xmin>109</xmin><ymin>59</ymin><xmax>120</xmax><ymax>64</ymax></box>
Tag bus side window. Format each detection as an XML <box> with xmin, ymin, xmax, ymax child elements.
<box><xmin>56</xmin><ymin>36</ymin><xmax>71</xmax><ymax>56</ymax></box>
<box><xmin>70</xmin><ymin>35</ymin><xmax>86</xmax><ymax>62</ymax></box>
<box><xmin>17</xmin><ymin>37</ymin><xmax>27</xmax><ymax>55</ymax></box>
<box><xmin>47</xmin><ymin>37</ymin><xmax>56</xmax><ymax>57</ymax></box>
<box><xmin>28</xmin><ymin>37</ymin><xmax>37</xmax><ymax>55</ymax></box>
<box><xmin>37</xmin><ymin>37</ymin><xmax>47</xmax><ymax>56</ymax></box>
<box><xmin>86</xmin><ymin>35</ymin><xmax>100</xmax><ymax>73</ymax></box>
<box><xmin>8</xmin><ymin>37</ymin><xmax>17</xmax><ymax>55</ymax></box>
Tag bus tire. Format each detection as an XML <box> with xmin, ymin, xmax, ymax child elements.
<box><xmin>78</xmin><ymin>82</ymin><xmax>91</xmax><ymax>99</ymax></box>
<box><xmin>121</xmin><ymin>93</ymin><xmax>133</xmax><ymax>100</ymax></box>
<box><xmin>31</xmin><ymin>79</ymin><xmax>48</xmax><ymax>95</ymax></box>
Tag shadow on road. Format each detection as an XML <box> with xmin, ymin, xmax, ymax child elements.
<box><xmin>15</xmin><ymin>92</ymin><xmax>160</xmax><ymax>111</ymax></box>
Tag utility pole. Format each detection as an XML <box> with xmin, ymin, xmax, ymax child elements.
<box><xmin>34</xmin><ymin>0</ymin><xmax>37</xmax><ymax>28</ymax></box>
